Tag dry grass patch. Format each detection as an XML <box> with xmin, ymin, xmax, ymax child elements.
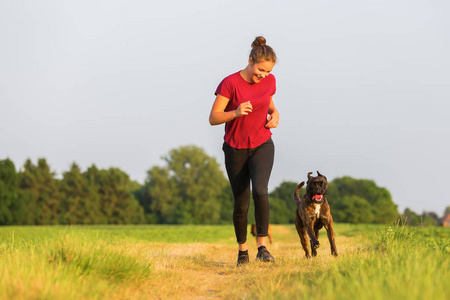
<box><xmin>116</xmin><ymin>234</ymin><xmax>355</xmax><ymax>299</ymax></box>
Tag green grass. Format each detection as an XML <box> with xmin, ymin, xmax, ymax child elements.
<box><xmin>0</xmin><ymin>223</ymin><xmax>449</xmax><ymax>299</ymax></box>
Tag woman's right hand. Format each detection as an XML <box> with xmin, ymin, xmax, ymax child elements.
<box><xmin>236</xmin><ymin>101</ymin><xmax>253</xmax><ymax>117</ymax></box>
<box><xmin>209</xmin><ymin>97</ymin><xmax>252</xmax><ymax>126</ymax></box>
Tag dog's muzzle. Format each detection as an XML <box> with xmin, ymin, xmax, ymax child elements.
<box><xmin>312</xmin><ymin>194</ymin><xmax>324</xmax><ymax>204</ymax></box>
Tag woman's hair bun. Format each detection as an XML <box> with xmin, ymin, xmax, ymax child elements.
<box><xmin>249</xmin><ymin>35</ymin><xmax>276</xmax><ymax>63</ymax></box>
<box><xmin>251</xmin><ymin>36</ymin><xmax>267</xmax><ymax>48</ymax></box>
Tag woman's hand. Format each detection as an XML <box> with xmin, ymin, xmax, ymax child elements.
<box><xmin>236</xmin><ymin>101</ymin><xmax>253</xmax><ymax>117</ymax></box>
<box><xmin>209</xmin><ymin>96</ymin><xmax>252</xmax><ymax>125</ymax></box>
<box><xmin>265</xmin><ymin>109</ymin><xmax>279</xmax><ymax>128</ymax></box>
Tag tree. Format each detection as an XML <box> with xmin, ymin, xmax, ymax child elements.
<box><xmin>402</xmin><ymin>208</ymin><xmax>421</xmax><ymax>226</ymax></box>
<box><xmin>85</xmin><ymin>165</ymin><xmax>145</xmax><ymax>224</ymax></box>
<box><xmin>140</xmin><ymin>166</ymin><xmax>182</xmax><ymax>223</ymax></box>
<box><xmin>269</xmin><ymin>181</ymin><xmax>300</xmax><ymax>224</ymax></box>
<box><xmin>139</xmin><ymin>145</ymin><xmax>228</xmax><ymax>224</ymax></box>
<box><xmin>444</xmin><ymin>206</ymin><xmax>450</xmax><ymax>217</ymax></box>
<box><xmin>19</xmin><ymin>158</ymin><xmax>61</xmax><ymax>225</ymax></box>
<box><xmin>421</xmin><ymin>211</ymin><xmax>439</xmax><ymax>226</ymax></box>
<box><xmin>268</xmin><ymin>196</ymin><xmax>292</xmax><ymax>224</ymax></box>
<box><xmin>0</xmin><ymin>159</ymin><xmax>18</xmax><ymax>225</ymax></box>
<box><xmin>328</xmin><ymin>177</ymin><xmax>398</xmax><ymax>224</ymax></box>
<box><xmin>59</xmin><ymin>163</ymin><xmax>103</xmax><ymax>224</ymax></box>
<box><xmin>332</xmin><ymin>195</ymin><xmax>374</xmax><ymax>224</ymax></box>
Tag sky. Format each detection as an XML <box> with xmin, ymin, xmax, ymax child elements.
<box><xmin>1</xmin><ymin>0</ymin><xmax>449</xmax><ymax>216</ymax></box>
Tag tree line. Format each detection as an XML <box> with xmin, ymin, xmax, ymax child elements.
<box><xmin>1</xmin><ymin>145</ymin><xmax>446</xmax><ymax>226</ymax></box>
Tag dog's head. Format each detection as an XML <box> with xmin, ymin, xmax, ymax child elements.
<box><xmin>306</xmin><ymin>171</ymin><xmax>328</xmax><ymax>204</ymax></box>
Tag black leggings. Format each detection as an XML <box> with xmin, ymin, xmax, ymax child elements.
<box><xmin>222</xmin><ymin>138</ymin><xmax>274</xmax><ymax>244</ymax></box>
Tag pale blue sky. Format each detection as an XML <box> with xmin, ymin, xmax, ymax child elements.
<box><xmin>1</xmin><ymin>0</ymin><xmax>449</xmax><ymax>216</ymax></box>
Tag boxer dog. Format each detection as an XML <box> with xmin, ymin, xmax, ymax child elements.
<box><xmin>294</xmin><ymin>171</ymin><xmax>338</xmax><ymax>258</ymax></box>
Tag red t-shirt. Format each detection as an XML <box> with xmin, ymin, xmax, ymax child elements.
<box><xmin>215</xmin><ymin>71</ymin><xmax>276</xmax><ymax>149</ymax></box>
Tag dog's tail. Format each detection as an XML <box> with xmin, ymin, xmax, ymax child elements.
<box><xmin>294</xmin><ymin>181</ymin><xmax>305</xmax><ymax>207</ymax></box>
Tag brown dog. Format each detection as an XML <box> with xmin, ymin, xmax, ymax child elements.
<box><xmin>294</xmin><ymin>171</ymin><xmax>338</xmax><ymax>258</ymax></box>
<box><xmin>250</xmin><ymin>224</ymin><xmax>273</xmax><ymax>245</ymax></box>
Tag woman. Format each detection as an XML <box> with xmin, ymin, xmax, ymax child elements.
<box><xmin>209</xmin><ymin>36</ymin><xmax>279</xmax><ymax>266</ymax></box>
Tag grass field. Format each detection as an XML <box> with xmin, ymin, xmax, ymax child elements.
<box><xmin>0</xmin><ymin>223</ymin><xmax>449</xmax><ymax>300</ymax></box>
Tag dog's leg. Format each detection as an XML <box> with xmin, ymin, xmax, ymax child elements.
<box><xmin>306</xmin><ymin>224</ymin><xmax>320</xmax><ymax>252</ymax></box>
<box><xmin>295</xmin><ymin>214</ymin><xmax>311</xmax><ymax>258</ymax></box>
<box><xmin>324</xmin><ymin>222</ymin><xmax>338</xmax><ymax>257</ymax></box>
<box><xmin>298</xmin><ymin>227</ymin><xmax>310</xmax><ymax>258</ymax></box>
<box><xmin>311</xmin><ymin>228</ymin><xmax>320</xmax><ymax>257</ymax></box>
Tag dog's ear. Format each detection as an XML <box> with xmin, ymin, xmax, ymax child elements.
<box><xmin>317</xmin><ymin>171</ymin><xmax>327</xmax><ymax>181</ymax></box>
<box><xmin>307</xmin><ymin>172</ymin><xmax>313</xmax><ymax>183</ymax></box>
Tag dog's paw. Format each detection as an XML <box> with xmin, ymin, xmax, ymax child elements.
<box><xmin>312</xmin><ymin>240</ymin><xmax>320</xmax><ymax>250</ymax></box>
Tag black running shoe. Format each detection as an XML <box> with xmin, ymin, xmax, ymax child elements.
<box><xmin>256</xmin><ymin>246</ymin><xmax>275</xmax><ymax>262</ymax></box>
<box><xmin>237</xmin><ymin>250</ymin><xmax>250</xmax><ymax>267</ymax></box>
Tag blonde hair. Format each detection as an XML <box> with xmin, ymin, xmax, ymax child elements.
<box><xmin>250</xmin><ymin>36</ymin><xmax>277</xmax><ymax>64</ymax></box>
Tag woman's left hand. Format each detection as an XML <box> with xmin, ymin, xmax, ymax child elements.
<box><xmin>265</xmin><ymin>110</ymin><xmax>279</xmax><ymax>128</ymax></box>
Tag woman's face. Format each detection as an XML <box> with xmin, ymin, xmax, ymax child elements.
<box><xmin>247</xmin><ymin>59</ymin><xmax>275</xmax><ymax>83</ymax></box>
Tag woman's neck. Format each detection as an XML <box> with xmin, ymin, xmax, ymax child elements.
<box><xmin>240</xmin><ymin>66</ymin><xmax>252</xmax><ymax>83</ymax></box>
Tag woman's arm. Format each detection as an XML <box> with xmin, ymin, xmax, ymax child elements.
<box><xmin>209</xmin><ymin>94</ymin><xmax>253</xmax><ymax>126</ymax></box>
<box><xmin>265</xmin><ymin>97</ymin><xmax>279</xmax><ymax>128</ymax></box>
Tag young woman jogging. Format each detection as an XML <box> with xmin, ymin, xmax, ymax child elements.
<box><xmin>209</xmin><ymin>36</ymin><xmax>279</xmax><ymax>266</ymax></box>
